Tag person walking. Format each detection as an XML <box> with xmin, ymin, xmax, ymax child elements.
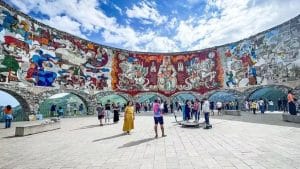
<box><xmin>135</xmin><ymin>102</ymin><xmax>141</xmax><ymax>114</ymax></box>
<box><xmin>112</xmin><ymin>102</ymin><xmax>120</xmax><ymax>123</ymax></box>
<box><xmin>3</xmin><ymin>105</ymin><xmax>13</xmax><ymax>128</ymax></box>
<box><xmin>277</xmin><ymin>98</ymin><xmax>282</xmax><ymax>111</ymax></box>
<box><xmin>282</xmin><ymin>97</ymin><xmax>288</xmax><ymax>112</ymax></box>
<box><xmin>123</xmin><ymin>101</ymin><xmax>135</xmax><ymax>134</ymax></box>
<box><xmin>153</xmin><ymin>99</ymin><xmax>166</xmax><ymax>138</ymax></box>
<box><xmin>96</xmin><ymin>103</ymin><xmax>104</xmax><ymax>126</ymax></box>
<box><xmin>288</xmin><ymin>91</ymin><xmax>297</xmax><ymax>115</ymax></box>
<box><xmin>209</xmin><ymin>101</ymin><xmax>215</xmax><ymax>116</ymax></box>
<box><xmin>104</xmin><ymin>100</ymin><xmax>111</xmax><ymax>124</ymax></box>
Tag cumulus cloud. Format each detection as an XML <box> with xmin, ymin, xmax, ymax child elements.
<box><xmin>5</xmin><ymin>0</ymin><xmax>300</xmax><ymax>52</ymax></box>
<box><xmin>125</xmin><ymin>1</ymin><xmax>168</xmax><ymax>25</ymax></box>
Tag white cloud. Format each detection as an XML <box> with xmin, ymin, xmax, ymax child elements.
<box><xmin>126</xmin><ymin>1</ymin><xmax>167</xmax><ymax>25</ymax></box>
<box><xmin>175</xmin><ymin>0</ymin><xmax>300</xmax><ymax>51</ymax></box>
<box><xmin>6</xmin><ymin>0</ymin><xmax>300</xmax><ymax>52</ymax></box>
<box><xmin>113</xmin><ymin>4</ymin><xmax>122</xmax><ymax>15</ymax></box>
<box><xmin>40</xmin><ymin>15</ymin><xmax>87</xmax><ymax>39</ymax></box>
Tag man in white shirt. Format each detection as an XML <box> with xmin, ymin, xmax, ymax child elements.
<box><xmin>216</xmin><ymin>101</ymin><xmax>223</xmax><ymax>115</ymax></box>
<box><xmin>202</xmin><ymin>98</ymin><xmax>211</xmax><ymax>128</ymax></box>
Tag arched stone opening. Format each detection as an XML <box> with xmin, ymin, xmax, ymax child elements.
<box><xmin>246</xmin><ymin>85</ymin><xmax>291</xmax><ymax>111</ymax></box>
<box><xmin>38</xmin><ymin>92</ymin><xmax>89</xmax><ymax>117</ymax></box>
<box><xmin>0</xmin><ymin>89</ymin><xmax>29</xmax><ymax>121</ymax></box>
<box><xmin>134</xmin><ymin>92</ymin><xmax>168</xmax><ymax>103</ymax></box>
<box><xmin>170</xmin><ymin>92</ymin><xmax>199</xmax><ymax>104</ymax></box>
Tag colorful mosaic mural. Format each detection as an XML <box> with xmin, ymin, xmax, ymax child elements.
<box><xmin>0</xmin><ymin>1</ymin><xmax>299</xmax><ymax>97</ymax></box>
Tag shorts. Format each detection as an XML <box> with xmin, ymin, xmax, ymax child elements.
<box><xmin>217</xmin><ymin>108</ymin><xmax>221</xmax><ymax>110</ymax></box>
<box><xmin>154</xmin><ymin>116</ymin><xmax>164</xmax><ymax>125</ymax></box>
<box><xmin>98</xmin><ymin>115</ymin><xmax>104</xmax><ymax>119</ymax></box>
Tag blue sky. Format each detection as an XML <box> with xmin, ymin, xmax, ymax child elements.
<box><xmin>3</xmin><ymin>0</ymin><xmax>300</xmax><ymax>52</ymax></box>
<box><xmin>0</xmin><ymin>91</ymin><xmax>19</xmax><ymax>107</ymax></box>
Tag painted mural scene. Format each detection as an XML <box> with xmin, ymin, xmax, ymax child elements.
<box><xmin>0</xmin><ymin>0</ymin><xmax>300</xmax><ymax>168</ymax></box>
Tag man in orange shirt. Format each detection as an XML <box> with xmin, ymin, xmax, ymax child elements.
<box><xmin>3</xmin><ymin>105</ymin><xmax>13</xmax><ymax>128</ymax></box>
<box><xmin>287</xmin><ymin>91</ymin><xmax>297</xmax><ymax>115</ymax></box>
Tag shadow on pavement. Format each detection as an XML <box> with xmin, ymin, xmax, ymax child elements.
<box><xmin>92</xmin><ymin>133</ymin><xmax>126</xmax><ymax>142</ymax></box>
<box><xmin>118</xmin><ymin>137</ymin><xmax>156</xmax><ymax>148</ymax></box>
<box><xmin>73</xmin><ymin>124</ymin><xmax>104</xmax><ymax>130</ymax></box>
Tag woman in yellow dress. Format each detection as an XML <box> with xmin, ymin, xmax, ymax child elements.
<box><xmin>123</xmin><ymin>101</ymin><xmax>135</xmax><ymax>134</ymax></box>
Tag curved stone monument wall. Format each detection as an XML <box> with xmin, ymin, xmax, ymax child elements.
<box><xmin>0</xmin><ymin>1</ymin><xmax>299</xmax><ymax>99</ymax></box>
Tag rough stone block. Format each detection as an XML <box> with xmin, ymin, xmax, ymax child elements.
<box><xmin>282</xmin><ymin>114</ymin><xmax>300</xmax><ymax>123</ymax></box>
<box><xmin>15</xmin><ymin>121</ymin><xmax>61</xmax><ymax>136</ymax></box>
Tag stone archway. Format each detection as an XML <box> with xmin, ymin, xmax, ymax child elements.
<box><xmin>36</xmin><ymin>89</ymin><xmax>94</xmax><ymax>115</ymax></box>
<box><xmin>244</xmin><ymin>85</ymin><xmax>292</xmax><ymax>101</ymax></box>
<box><xmin>204</xmin><ymin>89</ymin><xmax>243</xmax><ymax>100</ymax></box>
<box><xmin>133</xmin><ymin>92</ymin><xmax>169</xmax><ymax>104</ymax></box>
<box><xmin>170</xmin><ymin>91</ymin><xmax>200</xmax><ymax>103</ymax></box>
<box><xmin>0</xmin><ymin>84</ymin><xmax>31</xmax><ymax>120</ymax></box>
<box><xmin>95</xmin><ymin>91</ymin><xmax>133</xmax><ymax>103</ymax></box>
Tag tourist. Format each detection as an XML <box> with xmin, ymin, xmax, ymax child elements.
<box><xmin>277</xmin><ymin>98</ymin><xmax>282</xmax><ymax>111</ymax></box>
<box><xmin>135</xmin><ymin>102</ymin><xmax>141</xmax><ymax>114</ymax></box>
<box><xmin>3</xmin><ymin>105</ymin><xmax>13</xmax><ymax>128</ymax></box>
<box><xmin>268</xmin><ymin>100</ymin><xmax>274</xmax><ymax>112</ymax></box>
<box><xmin>67</xmin><ymin>103</ymin><xmax>71</xmax><ymax>116</ymax></box>
<box><xmin>112</xmin><ymin>102</ymin><xmax>119</xmax><ymax>123</ymax></box>
<box><xmin>251</xmin><ymin>100</ymin><xmax>257</xmax><ymax>114</ymax></box>
<box><xmin>170</xmin><ymin>102</ymin><xmax>174</xmax><ymax>114</ymax></box>
<box><xmin>73</xmin><ymin>103</ymin><xmax>77</xmax><ymax>116</ymax></box>
<box><xmin>104</xmin><ymin>100</ymin><xmax>111</xmax><ymax>124</ymax></box>
<box><xmin>163</xmin><ymin>101</ymin><xmax>168</xmax><ymax>114</ymax></box>
<box><xmin>209</xmin><ymin>101</ymin><xmax>214</xmax><ymax>116</ymax></box>
<box><xmin>193</xmin><ymin>99</ymin><xmax>200</xmax><ymax>122</ymax></box>
<box><xmin>244</xmin><ymin>100</ymin><xmax>249</xmax><ymax>111</ymax></box>
<box><xmin>282</xmin><ymin>97</ymin><xmax>288</xmax><ymax>112</ymax></box>
<box><xmin>184</xmin><ymin>100</ymin><xmax>191</xmax><ymax>121</ymax></box>
<box><xmin>153</xmin><ymin>99</ymin><xmax>166</xmax><ymax>138</ymax></box>
<box><xmin>57</xmin><ymin>106</ymin><xmax>64</xmax><ymax>118</ymax></box>
<box><xmin>287</xmin><ymin>91</ymin><xmax>297</xmax><ymax>115</ymax></box>
<box><xmin>78</xmin><ymin>103</ymin><xmax>84</xmax><ymax>115</ymax></box>
<box><xmin>50</xmin><ymin>104</ymin><xmax>56</xmax><ymax>117</ymax></box>
<box><xmin>96</xmin><ymin>103</ymin><xmax>104</xmax><ymax>126</ymax></box>
<box><xmin>202</xmin><ymin>98</ymin><xmax>211</xmax><ymax>127</ymax></box>
<box><xmin>123</xmin><ymin>101</ymin><xmax>135</xmax><ymax>134</ymax></box>
<box><xmin>216</xmin><ymin>101</ymin><xmax>222</xmax><ymax>115</ymax></box>
<box><xmin>235</xmin><ymin>100</ymin><xmax>239</xmax><ymax>110</ymax></box>
<box><xmin>258</xmin><ymin>98</ymin><xmax>265</xmax><ymax>114</ymax></box>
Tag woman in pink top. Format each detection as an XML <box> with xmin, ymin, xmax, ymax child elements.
<box><xmin>153</xmin><ymin>99</ymin><xmax>166</xmax><ymax>138</ymax></box>
<box><xmin>287</xmin><ymin>90</ymin><xmax>297</xmax><ymax>115</ymax></box>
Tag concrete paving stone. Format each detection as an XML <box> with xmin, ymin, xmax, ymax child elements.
<box><xmin>0</xmin><ymin>113</ymin><xmax>299</xmax><ymax>169</ymax></box>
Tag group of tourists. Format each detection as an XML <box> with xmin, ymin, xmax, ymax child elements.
<box><xmin>50</xmin><ymin>103</ymin><xmax>84</xmax><ymax>117</ymax></box>
<box><xmin>96</xmin><ymin>100</ymin><xmax>121</xmax><ymax>126</ymax></box>
<box><xmin>96</xmin><ymin>99</ymin><xmax>166</xmax><ymax>137</ymax></box>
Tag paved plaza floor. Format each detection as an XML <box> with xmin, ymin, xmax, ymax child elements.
<box><xmin>1</xmin><ymin>112</ymin><xmax>300</xmax><ymax>169</ymax></box>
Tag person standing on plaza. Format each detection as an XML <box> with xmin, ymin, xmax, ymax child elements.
<box><xmin>96</xmin><ymin>103</ymin><xmax>104</xmax><ymax>126</ymax></box>
<box><xmin>277</xmin><ymin>98</ymin><xmax>282</xmax><ymax>111</ymax></box>
<box><xmin>209</xmin><ymin>101</ymin><xmax>214</xmax><ymax>116</ymax></box>
<box><xmin>104</xmin><ymin>100</ymin><xmax>111</xmax><ymax>124</ymax></box>
<box><xmin>163</xmin><ymin>101</ymin><xmax>168</xmax><ymax>114</ymax></box>
<box><xmin>135</xmin><ymin>102</ymin><xmax>141</xmax><ymax>114</ymax></box>
<box><xmin>288</xmin><ymin>91</ymin><xmax>297</xmax><ymax>115</ymax></box>
<box><xmin>50</xmin><ymin>104</ymin><xmax>56</xmax><ymax>117</ymax></box>
<box><xmin>251</xmin><ymin>100</ymin><xmax>257</xmax><ymax>114</ymax></box>
<box><xmin>216</xmin><ymin>101</ymin><xmax>222</xmax><ymax>115</ymax></box>
<box><xmin>170</xmin><ymin>102</ymin><xmax>174</xmax><ymax>114</ymax></box>
<box><xmin>79</xmin><ymin>103</ymin><xmax>84</xmax><ymax>115</ymax></box>
<box><xmin>3</xmin><ymin>105</ymin><xmax>13</xmax><ymax>128</ymax></box>
<box><xmin>268</xmin><ymin>100</ymin><xmax>274</xmax><ymax>112</ymax></box>
<box><xmin>202</xmin><ymin>98</ymin><xmax>211</xmax><ymax>127</ymax></box>
<box><xmin>258</xmin><ymin>98</ymin><xmax>265</xmax><ymax>114</ymax></box>
<box><xmin>57</xmin><ymin>106</ymin><xmax>64</xmax><ymax>118</ymax></box>
<box><xmin>153</xmin><ymin>99</ymin><xmax>166</xmax><ymax>138</ymax></box>
<box><xmin>123</xmin><ymin>101</ymin><xmax>135</xmax><ymax>134</ymax></box>
<box><xmin>193</xmin><ymin>99</ymin><xmax>200</xmax><ymax>122</ymax></box>
<box><xmin>112</xmin><ymin>102</ymin><xmax>119</xmax><ymax>123</ymax></box>
<box><xmin>184</xmin><ymin>100</ymin><xmax>191</xmax><ymax>121</ymax></box>
<box><xmin>67</xmin><ymin>103</ymin><xmax>71</xmax><ymax>116</ymax></box>
<box><xmin>73</xmin><ymin>103</ymin><xmax>78</xmax><ymax>116</ymax></box>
